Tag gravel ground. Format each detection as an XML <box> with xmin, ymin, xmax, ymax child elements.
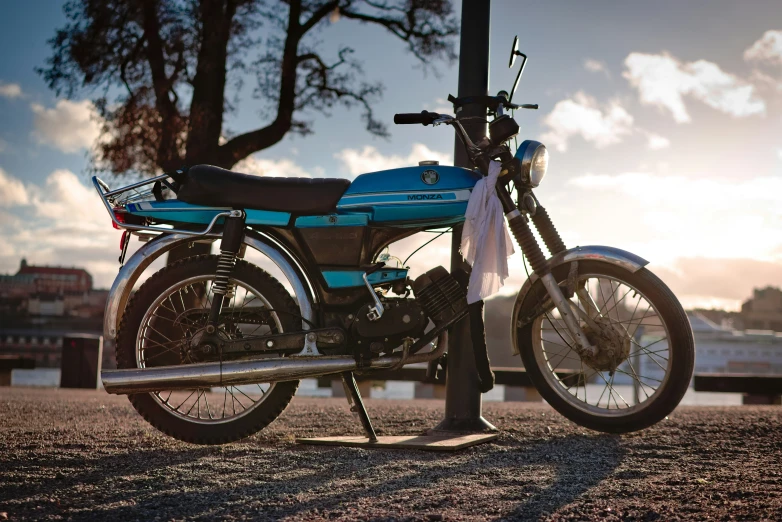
<box><xmin>1</xmin><ymin>387</ymin><xmax>781</xmax><ymax>521</ymax></box>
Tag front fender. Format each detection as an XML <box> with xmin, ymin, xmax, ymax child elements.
<box><xmin>103</xmin><ymin>231</ymin><xmax>317</xmax><ymax>340</ymax></box>
<box><xmin>509</xmin><ymin>245</ymin><xmax>649</xmax><ymax>355</ymax></box>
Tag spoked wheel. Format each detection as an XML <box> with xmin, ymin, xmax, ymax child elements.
<box><xmin>116</xmin><ymin>255</ymin><xmax>301</xmax><ymax>444</ymax></box>
<box><xmin>516</xmin><ymin>260</ymin><xmax>694</xmax><ymax>433</ymax></box>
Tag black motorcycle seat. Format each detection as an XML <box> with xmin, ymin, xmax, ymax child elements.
<box><xmin>176</xmin><ymin>164</ymin><xmax>351</xmax><ymax>215</ymax></box>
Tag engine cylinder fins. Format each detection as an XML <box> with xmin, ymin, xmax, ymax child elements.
<box><xmin>531</xmin><ymin>206</ymin><xmax>567</xmax><ymax>256</ymax></box>
<box><xmin>508</xmin><ymin>214</ymin><xmax>548</xmax><ymax>274</ymax></box>
<box><xmin>413</xmin><ymin>266</ymin><xmax>467</xmax><ymax>326</ymax></box>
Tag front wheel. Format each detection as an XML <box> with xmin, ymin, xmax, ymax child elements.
<box><xmin>515</xmin><ymin>260</ymin><xmax>694</xmax><ymax>433</ymax></box>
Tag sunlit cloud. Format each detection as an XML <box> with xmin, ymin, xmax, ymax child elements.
<box><xmin>0</xmin><ymin>168</ymin><xmax>122</xmax><ymax>288</ymax></box>
<box><xmin>0</xmin><ymin>167</ymin><xmax>30</xmax><ymax>206</ymax></box>
<box><xmin>565</xmin><ymin>171</ymin><xmax>782</xmax><ymax>310</ymax></box>
<box><xmin>568</xmin><ymin>172</ymin><xmax>782</xmax><ymax>262</ymax></box>
<box><xmin>541</xmin><ymin>92</ymin><xmax>634</xmax><ymax>152</ymax></box>
<box><xmin>654</xmin><ymin>257</ymin><xmax>782</xmax><ymax>311</ymax></box>
<box><xmin>646</xmin><ymin>133</ymin><xmax>671</xmax><ymax>150</ymax></box>
<box><xmin>335</xmin><ymin>143</ymin><xmax>452</xmax><ymax>177</ymax></box>
<box><xmin>744</xmin><ymin>30</ymin><xmax>782</xmax><ymax>66</ymax></box>
<box><xmin>0</xmin><ymin>82</ymin><xmax>22</xmax><ymax>99</ymax></box>
<box><xmin>234</xmin><ymin>154</ymin><xmax>317</xmax><ymax>178</ymax></box>
<box><xmin>584</xmin><ymin>59</ymin><xmax>610</xmax><ymax>78</ymax></box>
<box><xmin>623</xmin><ymin>52</ymin><xmax>766</xmax><ymax>123</ymax></box>
<box><xmin>30</xmin><ymin>99</ymin><xmax>103</xmax><ymax>153</ymax></box>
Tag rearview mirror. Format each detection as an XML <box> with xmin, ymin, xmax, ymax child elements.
<box><xmin>509</xmin><ymin>36</ymin><xmax>519</xmax><ymax>68</ymax></box>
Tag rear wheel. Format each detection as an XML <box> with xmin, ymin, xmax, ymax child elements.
<box><xmin>516</xmin><ymin>261</ymin><xmax>694</xmax><ymax>433</ymax></box>
<box><xmin>116</xmin><ymin>255</ymin><xmax>301</xmax><ymax>444</ymax></box>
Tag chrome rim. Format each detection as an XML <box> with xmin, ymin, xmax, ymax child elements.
<box><xmin>136</xmin><ymin>274</ymin><xmax>283</xmax><ymax>424</ymax></box>
<box><xmin>531</xmin><ymin>273</ymin><xmax>672</xmax><ymax>417</ymax></box>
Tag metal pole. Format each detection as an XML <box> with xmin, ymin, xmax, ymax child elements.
<box><xmin>432</xmin><ymin>0</ymin><xmax>496</xmax><ymax>433</ymax></box>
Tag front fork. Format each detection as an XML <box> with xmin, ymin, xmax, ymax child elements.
<box><xmin>497</xmin><ymin>186</ymin><xmax>598</xmax><ymax>358</ymax></box>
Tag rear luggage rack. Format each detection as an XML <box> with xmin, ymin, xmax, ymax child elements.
<box><xmin>92</xmin><ymin>173</ymin><xmax>240</xmax><ymax>237</ymax></box>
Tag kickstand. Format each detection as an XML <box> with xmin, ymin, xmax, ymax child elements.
<box><xmin>341</xmin><ymin>371</ymin><xmax>378</xmax><ymax>442</ymax></box>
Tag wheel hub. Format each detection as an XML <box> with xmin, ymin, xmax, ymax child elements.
<box><xmin>580</xmin><ymin>317</ymin><xmax>631</xmax><ymax>371</ymax></box>
<box><xmin>182</xmin><ymin>328</ymin><xmax>229</xmax><ymax>363</ymax></box>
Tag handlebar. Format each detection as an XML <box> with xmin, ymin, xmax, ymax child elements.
<box><xmin>447</xmin><ymin>94</ymin><xmax>538</xmax><ymax>112</ymax></box>
<box><xmin>393</xmin><ymin>111</ymin><xmax>440</xmax><ymax>126</ymax></box>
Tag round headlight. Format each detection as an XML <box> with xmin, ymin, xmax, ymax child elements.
<box><xmin>515</xmin><ymin>140</ymin><xmax>549</xmax><ymax>187</ymax></box>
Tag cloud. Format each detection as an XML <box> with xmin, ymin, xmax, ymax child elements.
<box><xmin>568</xmin><ymin>172</ymin><xmax>782</xmax><ymax>262</ymax></box>
<box><xmin>744</xmin><ymin>30</ymin><xmax>782</xmax><ymax>66</ymax></box>
<box><xmin>0</xmin><ymin>168</ymin><xmax>123</xmax><ymax>288</ymax></box>
<box><xmin>584</xmin><ymin>59</ymin><xmax>610</xmax><ymax>77</ymax></box>
<box><xmin>646</xmin><ymin>133</ymin><xmax>670</xmax><ymax>150</ymax></box>
<box><xmin>565</xmin><ymin>171</ymin><xmax>782</xmax><ymax>310</ymax></box>
<box><xmin>0</xmin><ymin>82</ymin><xmax>22</xmax><ymax>99</ymax></box>
<box><xmin>233</xmin><ymin>155</ymin><xmax>315</xmax><ymax>178</ymax></box>
<box><xmin>653</xmin><ymin>257</ymin><xmax>782</xmax><ymax>311</ymax></box>
<box><xmin>335</xmin><ymin>143</ymin><xmax>452</xmax><ymax>177</ymax></box>
<box><xmin>623</xmin><ymin>52</ymin><xmax>766</xmax><ymax>123</ymax></box>
<box><xmin>30</xmin><ymin>99</ymin><xmax>103</xmax><ymax>153</ymax></box>
<box><xmin>0</xmin><ymin>167</ymin><xmax>30</xmax><ymax>206</ymax></box>
<box><xmin>540</xmin><ymin>92</ymin><xmax>634</xmax><ymax>152</ymax></box>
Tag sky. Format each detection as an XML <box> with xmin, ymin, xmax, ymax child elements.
<box><xmin>0</xmin><ymin>0</ymin><xmax>781</xmax><ymax>311</ymax></box>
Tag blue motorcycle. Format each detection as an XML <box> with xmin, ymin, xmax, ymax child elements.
<box><xmin>95</xmin><ymin>39</ymin><xmax>694</xmax><ymax>444</ymax></box>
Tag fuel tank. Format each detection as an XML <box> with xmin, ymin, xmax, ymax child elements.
<box><xmin>336</xmin><ymin>165</ymin><xmax>480</xmax><ymax>226</ymax></box>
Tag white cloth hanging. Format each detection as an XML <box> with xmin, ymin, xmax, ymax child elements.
<box><xmin>460</xmin><ymin>160</ymin><xmax>515</xmax><ymax>304</ymax></box>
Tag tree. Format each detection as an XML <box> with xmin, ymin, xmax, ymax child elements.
<box><xmin>40</xmin><ymin>0</ymin><xmax>458</xmax><ymax>176</ymax></box>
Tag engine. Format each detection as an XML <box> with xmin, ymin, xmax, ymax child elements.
<box><xmin>349</xmin><ymin>266</ymin><xmax>466</xmax><ymax>355</ymax></box>
<box><xmin>351</xmin><ymin>298</ymin><xmax>427</xmax><ymax>353</ymax></box>
<box><xmin>412</xmin><ymin>266</ymin><xmax>467</xmax><ymax>327</ymax></box>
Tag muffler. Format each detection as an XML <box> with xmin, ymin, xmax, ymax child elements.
<box><xmin>102</xmin><ymin>331</ymin><xmax>448</xmax><ymax>395</ymax></box>
<box><xmin>102</xmin><ymin>355</ymin><xmax>382</xmax><ymax>395</ymax></box>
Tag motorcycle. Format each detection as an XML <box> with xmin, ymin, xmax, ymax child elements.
<box><xmin>94</xmin><ymin>37</ymin><xmax>694</xmax><ymax>444</ymax></box>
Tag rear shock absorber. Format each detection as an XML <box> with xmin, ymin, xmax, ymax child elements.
<box><xmin>531</xmin><ymin>206</ymin><xmax>567</xmax><ymax>256</ymax></box>
<box><xmin>207</xmin><ymin>211</ymin><xmax>246</xmax><ymax>327</ymax></box>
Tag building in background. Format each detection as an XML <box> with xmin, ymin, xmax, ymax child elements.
<box><xmin>740</xmin><ymin>287</ymin><xmax>782</xmax><ymax>332</ymax></box>
<box><xmin>0</xmin><ymin>259</ymin><xmax>111</xmax><ymax>369</ymax></box>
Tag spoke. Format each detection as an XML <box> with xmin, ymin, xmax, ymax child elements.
<box><xmin>203</xmin><ymin>391</ymin><xmax>214</xmax><ymax>420</ymax></box>
<box><xmin>614</xmin><ymin>367</ymin><xmax>662</xmax><ymax>385</ymax></box>
<box><xmin>233</xmin><ymin>386</ymin><xmax>258</xmax><ymax>405</ymax></box>
<box><xmin>601</xmin><ymin>287</ymin><xmax>634</xmax><ymax>318</ymax></box>
<box><xmin>173</xmin><ymin>390</ymin><xmax>197</xmax><ymax>413</ymax></box>
<box><xmin>624</xmin><ymin>360</ymin><xmax>652</xmax><ymax>401</ymax></box>
<box><xmin>143</xmin><ymin>323</ymin><xmax>176</xmax><ymax>344</ymax></box>
<box><xmin>628</xmin><ymin>341</ymin><xmax>670</xmax><ymax>360</ymax></box>
<box><xmin>596</xmin><ymin>373</ymin><xmax>609</xmax><ymax>406</ymax></box>
<box><xmin>636</xmin><ymin>346</ymin><xmax>669</xmax><ymax>373</ymax></box>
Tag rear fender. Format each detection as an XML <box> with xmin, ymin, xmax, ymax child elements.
<box><xmin>103</xmin><ymin>230</ymin><xmax>317</xmax><ymax>340</ymax></box>
<box><xmin>509</xmin><ymin>245</ymin><xmax>649</xmax><ymax>355</ymax></box>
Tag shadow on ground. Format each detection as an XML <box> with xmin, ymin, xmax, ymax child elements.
<box><xmin>1</xmin><ymin>433</ymin><xmax>624</xmax><ymax>521</ymax></box>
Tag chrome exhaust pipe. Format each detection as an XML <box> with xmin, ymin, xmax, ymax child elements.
<box><xmin>102</xmin><ymin>356</ymin><xmax>370</xmax><ymax>395</ymax></box>
<box><xmin>102</xmin><ymin>333</ymin><xmax>448</xmax><ymax>395</ymax></box>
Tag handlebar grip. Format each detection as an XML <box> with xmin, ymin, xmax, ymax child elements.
<box><xmin>393</xmin><ymin>111</ymin><xmax>439</xmax><ymax>125</ymax></box>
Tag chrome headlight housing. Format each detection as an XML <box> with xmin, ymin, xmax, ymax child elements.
<box><xmin>514</xmin><ymin>140</ymin><xmax>548</xmax><ymax>187</ymax></box>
